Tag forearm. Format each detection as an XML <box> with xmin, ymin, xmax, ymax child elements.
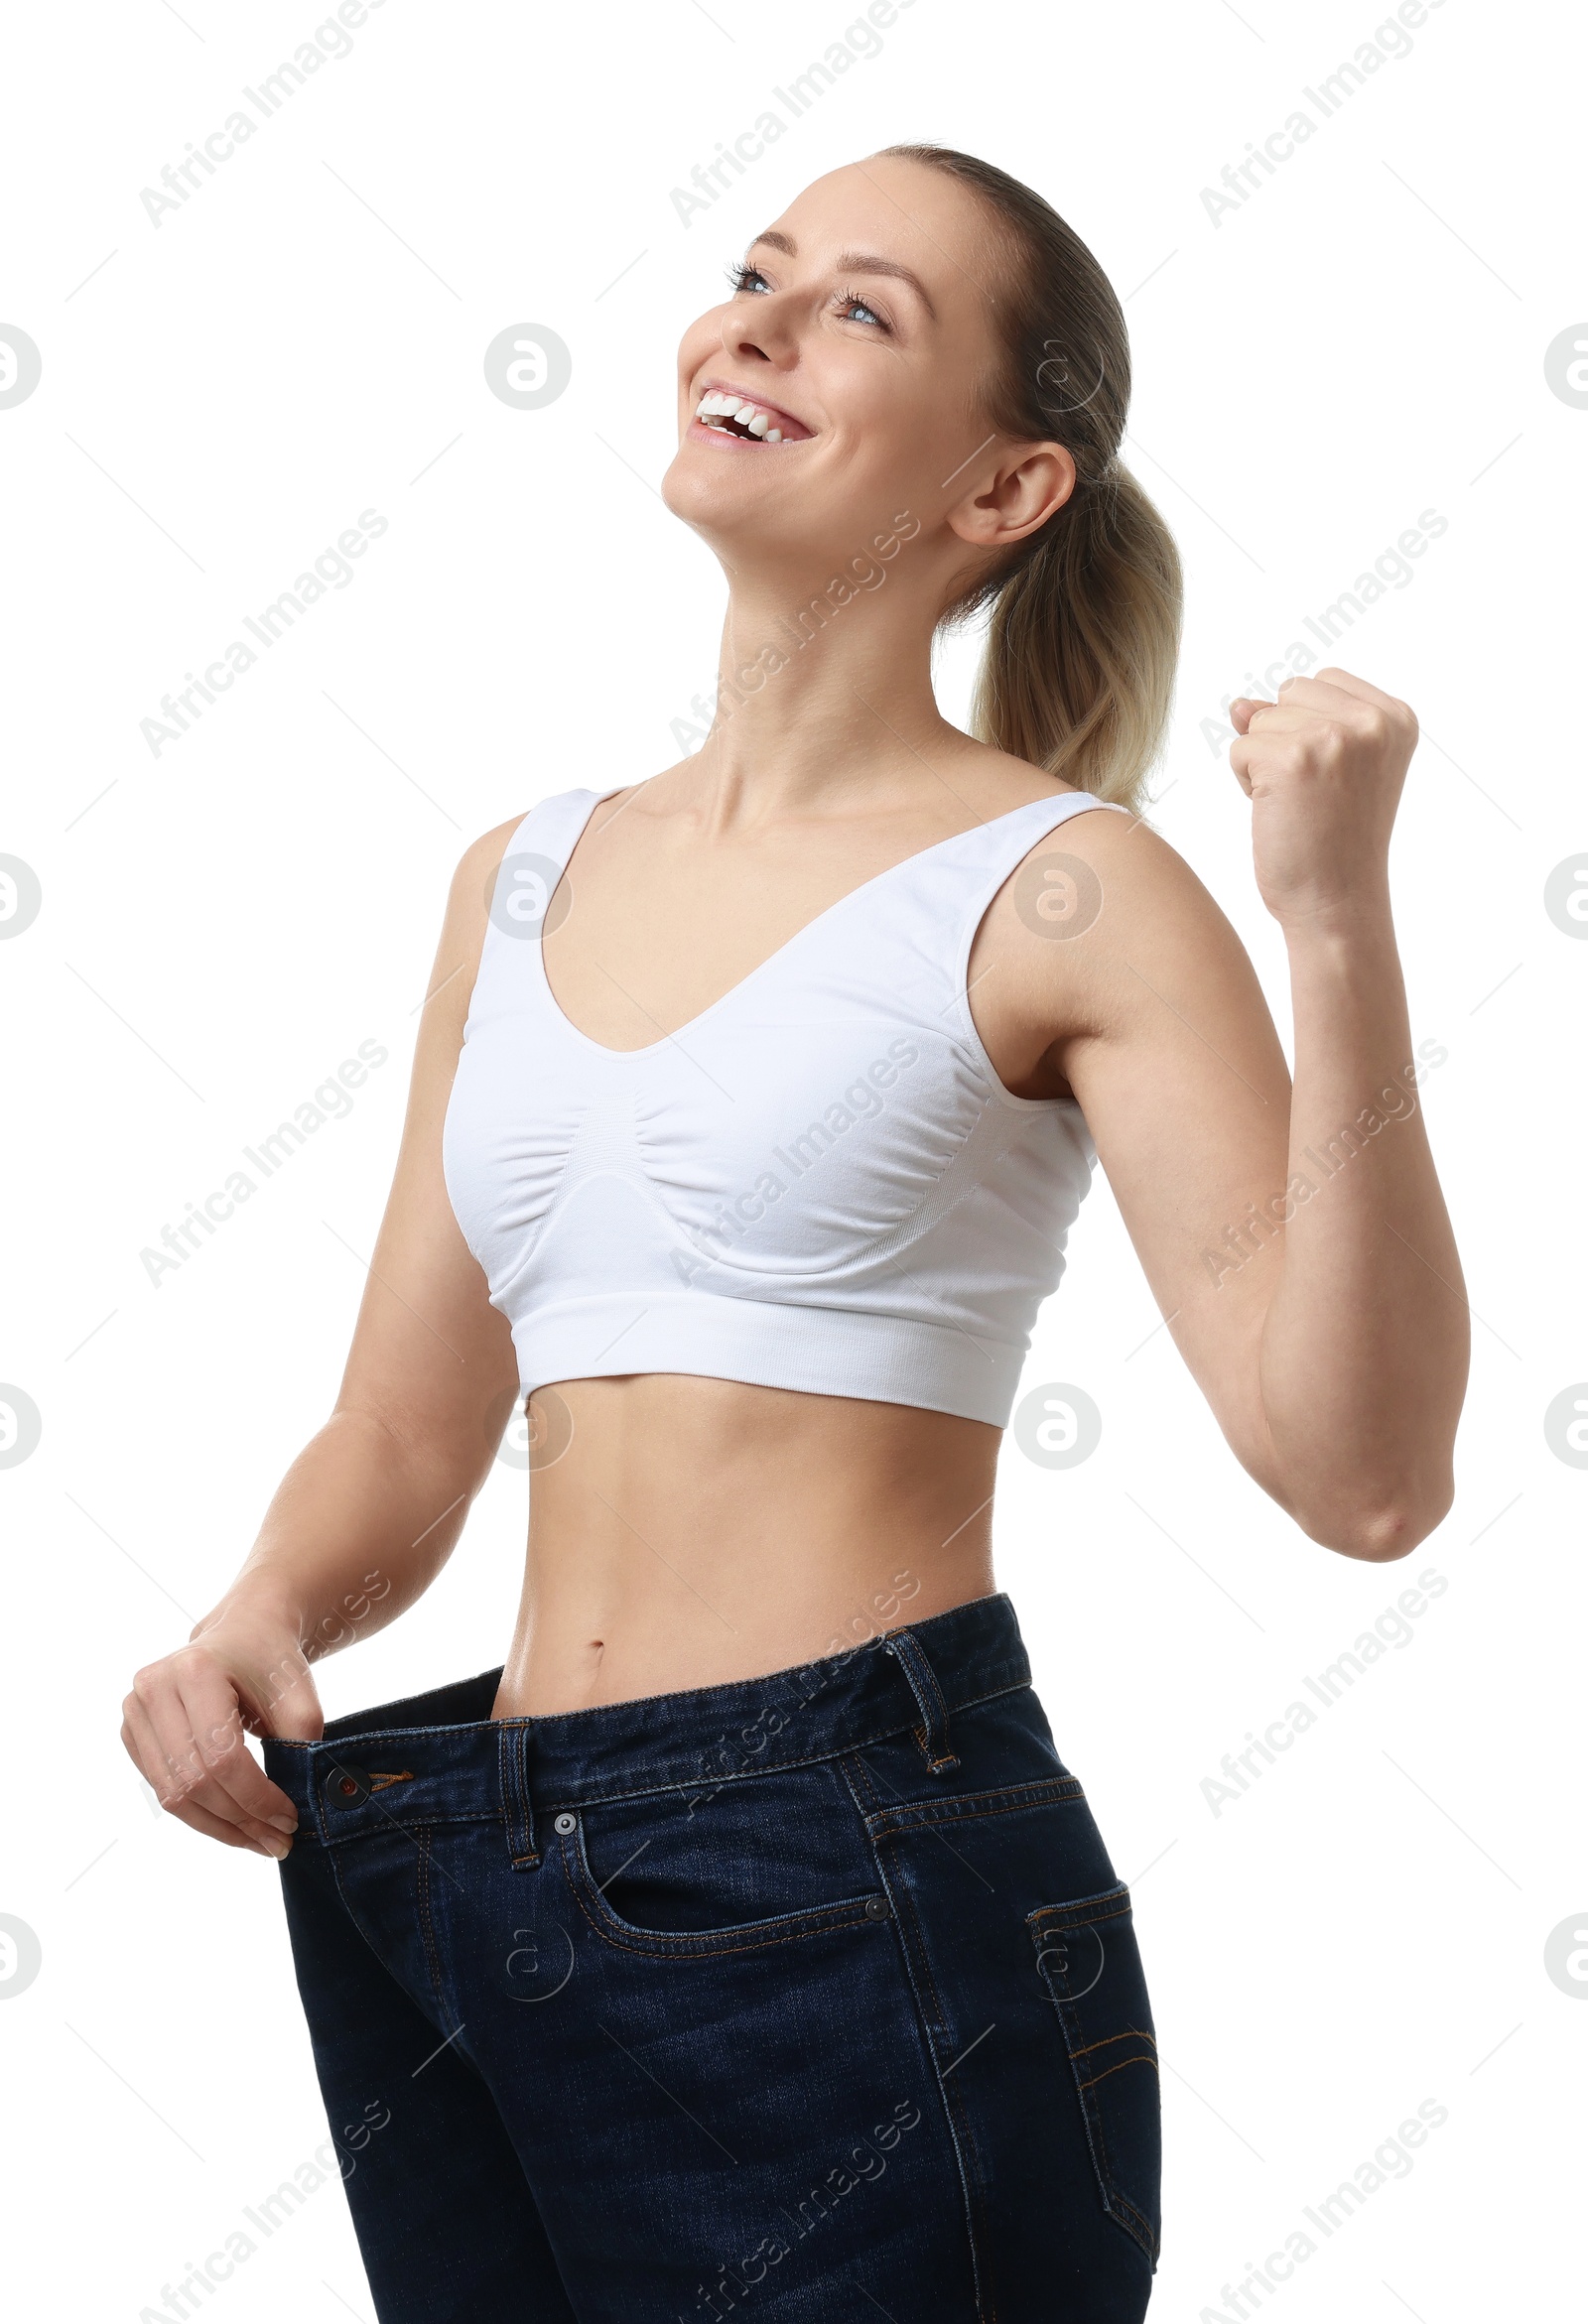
<box><xmin>191</xmin><ymin>1408</ymin><xmax>485</xmax><ymax>1671</ymax></box>
<box><xmin>1257</xmin><ymin>892</ymin><xmax>1468</xmax><ymax>1554</ymax></box>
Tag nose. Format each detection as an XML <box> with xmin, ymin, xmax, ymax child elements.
<box><xmin>722</xmin><ymin>298</ymin><xmax>794</xmax><ymax>371</ymax></box>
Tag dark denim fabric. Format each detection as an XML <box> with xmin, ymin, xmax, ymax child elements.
<box><xmin>263</xmin><ymin>1593</ymin><xmax>1159</xmax><ymax>2321</ymax></box>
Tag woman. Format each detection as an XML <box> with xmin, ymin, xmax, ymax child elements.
<box><xmin>120</xmin><ymin>145</ymin><xmax>1466</xmax><ymax>2321</ymax></box>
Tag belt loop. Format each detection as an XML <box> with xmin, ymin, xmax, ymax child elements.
<box><xmin>883</xmin><ymin>1627</ymin><xmax>961</xmax><ymax>1773</ymax></box>
<box><xmin>498</xmin><ymin>1720</ymin><xmax>539</xmax><ymax>1868</ymax></box>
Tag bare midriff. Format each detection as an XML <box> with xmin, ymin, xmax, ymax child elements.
<box><xmin>487</xmin><ymin>1373</ymin><xmax>1000</xmax><ymax>1719</ymax></box>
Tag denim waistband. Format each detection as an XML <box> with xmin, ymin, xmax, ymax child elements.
<box><xmin>263</xmin><ymin>1591</ymin><xmax>1029</xmax><ymax>1854</ymax></box>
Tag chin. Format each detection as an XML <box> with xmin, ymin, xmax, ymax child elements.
<box><xmin>659</xmin><ymin>448</ymin><xmax>795</xmax><ymax>542</ymax></box>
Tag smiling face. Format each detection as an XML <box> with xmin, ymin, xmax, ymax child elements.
<box><xmin>662</xmin><ymin>155</ymin><xmax>1061</xmax><ymax>584</ymax></box>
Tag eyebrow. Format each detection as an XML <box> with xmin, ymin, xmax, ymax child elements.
<box><xmin>746</xmin><ymin>230</ymin><xmax>938</xmax><ymax>321</ymax></box>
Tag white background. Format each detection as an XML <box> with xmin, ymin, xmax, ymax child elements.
<box><xmin>1</xmin><ymin>0</ymin><xmax>1583</xmax><ymax>2317</ymax></box>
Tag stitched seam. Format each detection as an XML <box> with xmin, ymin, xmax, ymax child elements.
<box><xmin>1103</xmin><ymin>2185</ymin><xmax>1157</xmax><ymax>2249</ymax></box>
<box><xmin>555</xmin><ymin>1836</ymin><xmax>880</xmax><ymax>1959</ymax></box>
<box><xmin>558</xmin><ymin>1850</ymin><xmax>883</xmax><ymax>1961</ymax></box>
<box><xmin>1028</xmin><ymin>1900</ymin><xmax>1131</xmax><ymax>1932</ymax></box>
<box><xmin>502</xmin><ymin>1721</ymin><xmax>522</xmax><ymax>1855</ymax></box>
<box><xmin>318</xmin><ymin>1807</ymin><xmax>501</xmax><ymax>1843</ymax></box>
<box><xmin>874</xmin><ymin>1826</ymin><xmax>994</xmax><ymax>2324</ymax></box>
<box><xmin>870</xmin><ymin>1778</ymin><xmax>1085</xmax><ymax>1835</ymax></box>
<box><xmin>503</xmin><ymin>1721</ymin><xmax>539</xmax><ymax>1865</ymax></box>
<box><xmin>1079</xmin><ymin>2055</ymin><xmax>1161</xmax><ymax>2092</ymax></box>
<box><xmin>567</xmin><ymin>1671</ymin><xmax>1026</xmax><ymax>1805</ymax></box>
<box><xmin>415</xmin><ymin>1825</ymin><xmax>447</xmax><ymax>2012</ymax></box>
<box><xmin>294</xmin><ymin>1671</ymin><xmax>1032</xmax><ymax>1812</ymax></box>
<box><xmin>1071</xmin><ymin>2027</ymin><xmax>1158</xmax><ymax>2059</ymax></box>
<box><xmin>841</xmin><ymin>1749</ymin><xmax>882</xmax><ymax>1809</ymax></box>
<box><xmin>1041</xmin><ymin>1978</ymin><xmax>1159</xmax><ymax>2261</ymax></box>
<box><xmin>277</xmin><ymin>1647</ymin><xmax>1025</xmax><ymax>1754</ymax></box>
<box><xmin>323</xmin><ymin>1843</ymin><xmax>417</xmax><ymax>1986</ymax></box>
<box><xmin>1044</xmin><ymin>1986</ymin><xmax>1149</xmax><ymax>2256</ymax></box>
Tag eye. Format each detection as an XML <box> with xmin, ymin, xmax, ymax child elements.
<box><xmin>834</xmin><ymin>289</ymin><xmax>889</xmax><ymax>330</ymax></box>
<box><xmin>726</xmin><ymin>260</ymin><xmax>771</xmax><ymax>296</ymax></box>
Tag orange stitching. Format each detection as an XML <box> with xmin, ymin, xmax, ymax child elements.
<box><xmin>1077</xmin><ymin>2054</ymin><xmax>1160</xmax><ymax>2093</ymax></box>
<box><xmin>868</xmin><ymin>1777</ymin><xmax>1084</xmax><ymax>1835</ymax></box>
<box><xmin>555</xmin><ymin>1844</ymin><xmax>881</xmax><ymax>1960</ymax></box>
<box><xmin>1067</xmin><ymin>2026</ymin><xmax>1158</xmax><ymax>2060</ymax></box>
<box><xmin>843</xmin><ymin>1750</ymin><xmax>882</xmax><ymax>1808</ymax></box>
<box><xmin>1030</xmin><ymin>1903</ymin><xmax>1131</xmax><ymax>1931</ymax></box>
<box><xmin>1105</xmin><ymin>2186</ymin><xmax>1157</xmax><ymax>2250</ymax></box>
<box><xmin>368</xmin><ymin>1770</ymin><xmax>414</xmax><ymax>1789</ymax></box>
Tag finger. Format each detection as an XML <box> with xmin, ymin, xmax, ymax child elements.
<box><xmin>128</xmin><ymin>1669</ymin><xmax>294</xmax><ymax>1838</ymax></box>
<box><xmin>1232</xmin><ymin>703</ymin><xmax>1324</xmax><ymax>738</ymax></box>
<box><xmin>161</xmin><ymin>1788</ymin><xmax>290</xmax><ymax>1857</ymax></box>
<box><xmin>174</xmin><ymin>1673</ymin><xmax>302</xmax><ymax>1831</ymax></box>
<box><xmin>169</xmin><ymin>1663</ymin><xmax>302</xmax><ymax>1832</ymax></box>
<box><xmin>1269</xmin><ymin>674</ymin><xmax>1400</xmax><ymax>730</ymax></box>
<box><xmin>1228</xmin><ymin>697</ymin><xmax>1273</xmax><ymax>735</ymax></box>
<box><xmin>121</xmin><ymin>1698</ymin><xmax>291</xmax><ymax>1851</ymax></box>
<box><xmin>1308</xmin><ymin>665</ymin><xmax>1409</xmax><ymax>717</ymax></box>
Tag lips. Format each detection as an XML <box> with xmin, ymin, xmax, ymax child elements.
<box><xmin>690</xmin><ymin>379</ymin><xmax>813</xmax><ymax>445</ymax></box>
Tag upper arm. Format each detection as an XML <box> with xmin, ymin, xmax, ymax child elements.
<box><xmin>331</xmin><ymin>817</ymin><xmax>524</xmax><ymax>1482</ymax></box>
<box><xmin>975</xmin><ymin>808</ymin><xmax>1293</xmax><ymax>1485</ymax></box>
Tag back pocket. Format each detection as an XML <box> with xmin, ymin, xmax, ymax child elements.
<box><xmin>1028</xmin><ymin>1881</ymin><xmax>1160</xmax><ymax>2267</ymax></box>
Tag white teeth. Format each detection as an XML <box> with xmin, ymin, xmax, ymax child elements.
<box><xmin>693</xmin><ymin>390</ymin><xmax>799</xmax><ymax>442</ymax></box>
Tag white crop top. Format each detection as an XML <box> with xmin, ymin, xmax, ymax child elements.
<box><xmin>443</xmin><ymin>784</ymin><xmax>1128</xmax><ymax>1428</ymax></box>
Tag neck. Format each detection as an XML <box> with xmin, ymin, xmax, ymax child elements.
<box><xmin>683</xmin><ymin>553</ymin><xmax>969</xmax><ymax>831</ymax></box>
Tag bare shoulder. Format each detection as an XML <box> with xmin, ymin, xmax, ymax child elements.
<box><xmin>451</xmin><ymin>811</ymin><xmax>533</xmax><ymax>905</ymax></box>
<box><xmin>415</xmin><ymin>814</ymin><xmax>531</xmax><ymax>1058</ymax></box>
<box><xmin>972</xmin><ymin>762</ymin><xmax>1265</xmax><ymax>1053</ymax></box>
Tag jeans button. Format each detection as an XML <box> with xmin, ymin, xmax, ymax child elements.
<box><xmin>864</xmin><ymin>1894</ymin><xmax>891</xmax><ymax>1920</ymax></box>
<box><xmin>553</xmin><ymin>1812</ymin><xmax>577</xmax><ymax>1836</ymax></box>
<box><xmin>327</xmin><ymin>1759</ymin><xmax>370</xmax><ymax>1806</ymax></box>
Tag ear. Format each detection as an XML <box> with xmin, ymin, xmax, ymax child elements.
<box><xmin>946</xmin><ymin>442</ymin><xmax>1077</xmax><ymax>552</ymax></box>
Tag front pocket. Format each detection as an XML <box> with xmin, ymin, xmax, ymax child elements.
<box><xmin>554</xmin><ymin>1787</ymin><xmax>891</xmax><ymax>1960</ymax></box>
<box><xmin>1029</xmin><ymin>1882</ymin><xmax>1161</xmax><ymax>2267</ymax></box>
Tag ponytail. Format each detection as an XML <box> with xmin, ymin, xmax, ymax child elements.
<box><xmin>880</xmin><ymin>145</ymin><xmax>1183</xmax><ymax>816</ymax></box>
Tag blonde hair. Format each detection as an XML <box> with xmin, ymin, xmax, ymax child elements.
<box><xmin>880</xmin><ymin>144</ymin><xmax>1183</xmax><ymax>816</ymax></box>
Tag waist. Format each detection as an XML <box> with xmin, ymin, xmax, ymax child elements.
<box><xmin>505</xmin><ymin>1374</ymin><xmax>1000</xmax><ymax>1712</ymax></box>
<box><xmin>263</xmin><ymin>1591</ymin><xmax>1031</xmax><ymax>1830</ymax></box>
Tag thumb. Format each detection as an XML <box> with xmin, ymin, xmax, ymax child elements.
<box><xmin>1229</xmin><ymin>696</ymin><xmax>1273</xmax><ymax>735</ymax></box>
